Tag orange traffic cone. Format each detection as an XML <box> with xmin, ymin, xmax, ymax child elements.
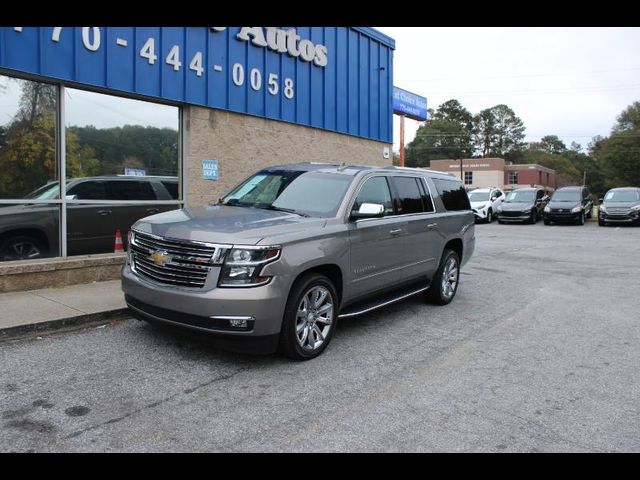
<box><xmin>114</xmin><ymin>229</ymin><xmax>124</xmax><ymax>253</ymax></box>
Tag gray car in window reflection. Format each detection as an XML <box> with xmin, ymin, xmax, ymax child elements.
<box><xmin>0</xmin><ymin>176</ymin><xmax>179</xmax><ymax>261</ymax></box>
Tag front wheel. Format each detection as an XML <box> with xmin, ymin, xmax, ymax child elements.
<box><xmin>529</xmin><ymin>209</ymin><xmax>537</xmax><ymax>224</ymax></box>
<box><xmin>0</xmin><ymin>235</ymin><xmax>47</xmax><ymax>261</ymax></box>
<box><xmin>426</xmin><ymin>249</ymin><xmax>460</xmax><ymax>306</ymax></box>
<box><xmin>279</xmin><ymin>273</ymin><xmax>338</xmax><ymax>360</ymax></box>
<box><xmin>598</xmin><ymin>218</ymin><xmax>606</xmax><ymax>226</ymax></box>
<box><xmin>486</xmin><ymin>209</ymin><xmax>493</xmax><ymax>223</ymax></box>
<box><xmin>544</xmin><ymin>218</ymin><xmax>550</xmax><ymax>225</ymax></box>
<box><xmin>577</xmin><ymin>211</ymin><xmax>585</xmax><ymax>225</ymax></box>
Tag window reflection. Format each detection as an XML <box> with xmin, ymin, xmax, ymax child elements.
<box><xmin>0</xmin><ymin>204</ymin><xmax>60</xmax><ymax>261</ymax></box>
<box><xmin>0</xmin><ymin>75</ymin><xmax>57</xmax><ymax>199</ymax></box>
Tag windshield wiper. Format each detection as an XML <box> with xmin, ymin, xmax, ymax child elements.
<box><xmin>254</xmin><ymin>204</ymin><xmax>310</xmax><ymax>217</ymax></box>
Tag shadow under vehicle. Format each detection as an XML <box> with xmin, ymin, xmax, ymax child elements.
<box><xmin>598</xmin><ymin>187</ymin><xmax>640</xmax><ymax>226</ymax></box>
<box><xmin>0</xmin><ymin>176</ymin><xmax>179</xmax><ymax>261</ymax></box>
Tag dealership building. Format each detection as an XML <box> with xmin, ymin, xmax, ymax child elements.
<box><xmin>429</xmin><ymin>158</ymin><xmax>556</xmax><ymax>192</ymax></box>
<box><xmin>0</xmin><ymin>27</ymin><xmax>395</xmax><ymax>292</ymax></box>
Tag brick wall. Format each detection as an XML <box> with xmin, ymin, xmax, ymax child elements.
<box><xmin>184</xmin><ymin>106</ymin><xmax>392</xmax><ymax>207</ymax></box>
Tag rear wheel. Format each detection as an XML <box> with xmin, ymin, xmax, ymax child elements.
<box><xmin>279</xmin><ymin>273</ymin><xmax>338</xmax><ymax>360</ymax></box>
<box><xmin>426</xmin><ymin>249</ymin><xmax>460</xmax><ymax>306</ymax></box>
<box><xmin>486</xmin><ymin>209</ymin><xmax>493</xmax><ymax>223</ymax></box>
<box><xmin>0</xmin><ymin>235</ymin><xmax>47</xmax><ymax>261</ymax></box>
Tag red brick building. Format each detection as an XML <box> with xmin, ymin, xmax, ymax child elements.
<box><xmin>428</xmin><ymin>158</ymin><xmax>556</xmax><ymax>192</ymax></box>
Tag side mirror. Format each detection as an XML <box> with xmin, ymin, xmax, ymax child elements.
<box><xmin>351</xmin><ymin>203</ymin><xmax>384</xmax><ymax>220</ymax></box>
<box><xmin>598</xmin><ymin>198</ymin><xmax>604</xmax><ymax>204</ymax></box>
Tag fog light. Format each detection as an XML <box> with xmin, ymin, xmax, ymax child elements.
<box><xmin>229</xmin><ymin>318</ymin><xmax>248</xmax><ymax>328</ymax></box>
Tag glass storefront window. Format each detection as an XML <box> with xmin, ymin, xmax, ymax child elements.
<box><xmin>64</xmin><ymin>88</ymin><xmax>180</xmax><ymax>257</ymax></box>
<box><xmin>0</xmin><ymin>75</ymin><xmax>58</xmax><ymax>200</ymax></box>
<box><xmin>0</xmin><ymin>72</ymin><xmax>182</xmax><ymax>262</ymax></box>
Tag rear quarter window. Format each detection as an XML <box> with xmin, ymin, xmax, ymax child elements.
<box><xmin>432</xmin><ymin>178</ymin><xmax>471</xmax><ymax>211</ymax></box>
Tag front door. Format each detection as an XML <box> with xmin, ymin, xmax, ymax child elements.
<box><xmin>348</xmin><ymin>175</ymin><xmax>405</xmax><ymax>300</ymax></box>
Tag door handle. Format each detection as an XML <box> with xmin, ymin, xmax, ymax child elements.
<box><xmin>146</xmin><ymin>208</ymin><xmax>160</xmax><ymax>214</ymax></box>
<box><xmin>97</xmin><ymin>209</ymin><xmax>112</xmax><ymax>216</ymax></box>
<box><xmin>427</xmin><ymin>223</ymin><xmax>438</xmax><ymax>228</ymax></box>
<box><xmin>389</xmin><ymin>228</ymin><xmax>402</xmax><ymax>235</ymax></box>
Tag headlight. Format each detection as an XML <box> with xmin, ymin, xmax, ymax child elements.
<box><xmin>631</xmin><ymin>204</ymin><xmax>640</xmax><ymax>211</ymax></box>
<box><xmin>478</xmin><ymin>204</ymin><xmax>487</xmax><ymax>210</ymax></box>
<box><xmin>544</xmin><ymin>206</ymin><xmax>551</xmax><ymax>213</ymax></box>
<box><xmin>218</xmin><ymin>246</ymin><xmax>281</xmax><ymax>287</ymax></box>
<box><xmin>599</xmin><ymin>205</ymin><xmax>607</xmax><ymax>213</ymax></box>
<box><xmin>571</xmin><ymin>206</ymin><xmax>582</xmax><ymax>213</ymax></box>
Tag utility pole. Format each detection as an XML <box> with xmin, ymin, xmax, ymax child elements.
<box><xmin>399</xmin><ymin>114</ymin><xmax>405</xmax><ymax>167</ymax></box>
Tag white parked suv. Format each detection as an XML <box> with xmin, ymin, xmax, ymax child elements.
<box><xmin>468</xmin><ymin>187</ymin><xmax>505</xmax><ymax>223</ymax></box>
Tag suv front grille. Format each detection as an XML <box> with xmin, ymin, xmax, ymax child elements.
<box><xmin>130</xmin><ymin>230</ymin><xmax>223</xmax><ymax>288</ymax></box>
<box><xmin>607</xmin><ymin>207</ymin><xmax>630</xmax><ymax>215</ymax></box>
<box><xmin>500</xmin><ymin>211</ymin><xmax>524</xmax><ymax>217</ymax></box>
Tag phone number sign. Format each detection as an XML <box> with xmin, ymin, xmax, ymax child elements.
<box><xmin>0</xmin><ymin>26</ymin><xmax>395</xmax><ymax>143</ymax></box>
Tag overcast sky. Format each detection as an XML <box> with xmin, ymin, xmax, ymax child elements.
<box><xmin>376</xmin><ymin>27</ymin><xmax>640</xmax><ymax>153</ymax></box>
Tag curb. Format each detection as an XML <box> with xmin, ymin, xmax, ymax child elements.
<box><xmin>0</xmin><ymin>308</ymin><xmax>132</xmax><ymax>341</ymax></box>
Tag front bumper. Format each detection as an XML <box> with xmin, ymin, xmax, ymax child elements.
<box><xmin>496</xmin><ymin>211</ymin><xmax>530</xmax><ymax>222</ymax></box>
<box><xmin>121</xmin><ymin>264</ymin><xmax>288</xmax><ymax>351</ymax></box>
<box><xmin>472</xmin><ymin>208</ymin><xmax>488</xmax><ymax>221</ymax></box>
<box><xmin>544</xmin><ymin>211</ymin><xmax>581</xmax><ymax>223</ymax></box>
<box><xmin>599</xmin><ymin>211</ymin><xmax>640</xmax><ymax>223</ymax></box>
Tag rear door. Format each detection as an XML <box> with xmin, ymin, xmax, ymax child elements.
<box><xmin>390</xmin><ymin>175</ymin><xmax>441</xmax><ymax>282</ymax></box>
<box><xmin>347</xmin><ymin>175</ymin><xmax>405</xmax><ymax>300</ymax></box>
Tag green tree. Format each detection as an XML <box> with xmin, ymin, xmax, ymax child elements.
<box><xmin>472</xmin><ymin>104</ymin><xmax>526</xmax><ymax>158</ymax></box>
<box><xmin>590</xmin><ymin>101</ymin><xmax>640</xmax><ymax>190</ymax></box>
<box><xmin>405</xmin><ymin>99</ymin><xmax>473</xmax><ymax>167</ymax></box>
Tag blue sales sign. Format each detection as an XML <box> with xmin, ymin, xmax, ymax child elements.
<box><xmin>202</xmin><ymin>160</ymin><xmax>219</xmax><ymax>180</ymax></box>
<box><xmin>393</xmin><ymin>87</ymin><xmax>427</xmax><ymax>121</ymax></box>
<box><xmin>0</xmin><ymin>27</ymin><xmax>395</xmax><ymax>143</ymax></box>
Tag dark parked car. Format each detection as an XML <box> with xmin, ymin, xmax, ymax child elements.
<box><xmin>598</xmin><ymin>187</ymin><xmax>640</xmax><ymax>226</ymax></box>
<box><xmin>496</xmin><ymin>187</ymin><xmax>548</xmax><ymax>224</ymax></box>
<box><xmin>543</xmin><ymin>186</ymin><xmax>593</xmax><ymax>225</ymax></box>
<box><xmin>0</xmin><ymin>176</ymin><xmax>179</xmax><ymax>261</ymax></box>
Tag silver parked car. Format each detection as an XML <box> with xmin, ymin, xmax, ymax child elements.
<box><xmin>121</xmin><ymin>163</ymin><xmax>476</xmax><ymax>360</ymax></box>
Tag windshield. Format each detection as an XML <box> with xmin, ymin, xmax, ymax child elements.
<box><xmin>551</xmin><ymin>190</ymin><xmax>580</xmax><ymax>202</ymax></box>
<box><xmin>24</xmin><ymin>182</ymin><xmax>61</xmax><ymax>200</ymax></box>
<box><xmin>604</xmin><ymin>190</ymin><xmax>640</xmax><ymax>202</ymax></box>
<box><xmin>504</xmin><ymin>190</ymin><xmax>534</xmax><ymax>203</ymax></box>
<box><xmin>221</xmin><ymin>170</ymin><xmax>352</xmax><ymax>218</ymax></box>
<box><xmin>468</xmin><ymin>191</ymin><xmax>490</xmax><ymax>202</ymax></box>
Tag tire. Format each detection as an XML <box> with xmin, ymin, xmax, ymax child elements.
<box><xmin>577</xmin><ymin>212</ymin><xmax>585</xmax><ymax>226</ymax></box>
<box><xmin>0</xmin><ymin>235</ymin><xmax>47</xmax><ymax>261</ymax></box>
<box><xmin>598</xmin><ymin>218</ymin><xmax>606</xmax><ymax>226</ymax></box>
<box><xmin>486</xmin><ymin>209</ymin><xmax>493</xmax><ymax>223</ymax></box>
<box><xmin>529</xmin><ymin>209</ymin><xmax>537</xmax><ymax>224</ymax></box>
<box><xmin>544</xmin><ymin>218</ymin><xmax>550</xmax><ymax>225</ymax></box>
<box><xmin>426</xmin><ymin>249</ymin><xmax>460</xmax><ymax>306</ymax></box>
<box><xmin>279</xmin><ymin>273</ymin><xmax>339</xmax><ymax>360</ymax></box>
<box><xmin>498</xmin><ymin>219</ymin><xmax>504</xmax><ymax>224</ymax></box>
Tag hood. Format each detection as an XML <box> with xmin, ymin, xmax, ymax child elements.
<box><xmin>602</xmin><ymin>200</ymin><xmax>640</xmax><ymax>209</ymax></box>
<box><xmin>470</xmin><ymin>200</ymin><xmax>490</xmax><ymax>209</ymax></box>
<box><xmin>132</xmin><ymin>204</ymin><xmax>327</xmax><ymax>245</ymax></box>
<box><xmin>500</xmin><ymin>202</ymin><xmax>533</xmax><ymax>211</ymax></box>
<box><xmin>547</xmin><ymin>200</ymin><xmax>580</xmax><ymax>210</ymax></box>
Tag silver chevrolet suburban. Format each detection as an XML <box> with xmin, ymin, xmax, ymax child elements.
<box><xmin>121</xmin><ymin>163</ymin><xmax>475</xmax><ymax>360</ymax></box>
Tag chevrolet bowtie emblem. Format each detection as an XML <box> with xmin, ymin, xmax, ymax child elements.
<box><xmin>150</xmin><ymin>250</ymin><xmax>171</xmax><ymax>266</ymax></box>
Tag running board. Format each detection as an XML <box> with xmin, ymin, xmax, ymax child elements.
<box><xmin>338</xmin><ymin>283</ymin><xmax>430</xmax><ymax>319</ymax></box>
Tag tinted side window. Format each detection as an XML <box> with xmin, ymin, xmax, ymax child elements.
<box><xmin>106</xmin><ymin>181</ymin><xmax>156</xmax><ymax>200</ymax></box>
<box><xmin>494</xmin><ymin>190</ymin><xmax>503</xmax><ymax>198</ymax></box>
<box><xmin>68</xmin><ymin>181</ymin><xmax>107</xmax><ymax>200</ymax></box>
<box><xmin>161</xmin><ymin>181</ymin><xmax>179</xmax><ymax>200</ymax></box>
<box><xmin>392</xmin><ymin>177</ymin><xmax>425</xmax><ymax>215</ymax></box>
<box><xmin>433</xmin><ymin>179</ymin><xmax>471</xmax><ymax>211</ymax></box>
<box><xmin>536</xmin><ymin>190</ymin><xmax>544</xmax><ymax>200</ymax></box>
<box><xmin>353</xmin><ymin>176</ymin><xmax>394</xmax><ymax>216</ymax></box>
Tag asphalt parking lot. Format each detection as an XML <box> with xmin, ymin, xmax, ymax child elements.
<box><xmin>1</xmin><ymin>220</ymin><xmax>639</xmax><ymax>452</ymax></box>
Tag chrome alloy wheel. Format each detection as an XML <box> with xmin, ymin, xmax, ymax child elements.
<box><xmin>441</xmin><ymin>257</ymin><xmax>459</xmax><ymax>300</ymax></box>
<box><xmin>295</xmin><ymin>286</ymin><xmax>334</xmax><ymax>351</ymax></box>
